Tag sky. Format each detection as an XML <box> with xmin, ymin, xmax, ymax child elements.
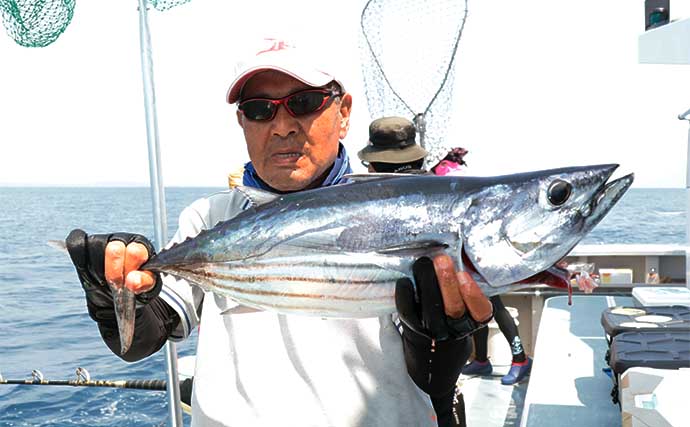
<box><xmin>1</xmin><ymin>0</ymin><xmax>689</xmax><ymax>188</ymax></box>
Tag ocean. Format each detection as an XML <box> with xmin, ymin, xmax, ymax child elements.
<box><xmin>0</xmin><ymin>187</ymin><xmax>686</xmax><ymax>426</ymax></box>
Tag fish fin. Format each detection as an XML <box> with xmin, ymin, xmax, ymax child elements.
<box><xmin>112</xmin><ymin>285</ymin><xmax>136</xmax><ymax>354</ymax></box>
<box><xmin>220</xmin><ymin>305</ymin><xmax>262</xmax><ymax>315</ymax></box>
<box><xmin>47</xmin><ymin>239</ymin><xmax>68</xmax><ymax>253</ymax></box>
<box><xmin>235</xmin><ymin>186</ymin><xmax>280</xmax><ymax>207</ymax></box>
<box><xmin>343</xmin><ymin>173</ymin><xmax>403</xmax><ymax>183</ymax></box>
<box><xmin>48</xmin><ymin>238</ymin><xmax>135</xmax><ymax>353</ymax></box>
<box><xmin>376</xmin><ymin>240</ymin><xmax>449</xmax><ymax>257</ymax></box>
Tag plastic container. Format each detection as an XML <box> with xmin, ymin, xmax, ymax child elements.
<box><xmin>633</xmin><ymin>287</ymin><xmax>690</xmax><ymax>307</ymax></box>
<box><xmin>601</xmin><ymin>305</ymin><xmax>690</xmax><ymax>341</ymax></box>
<box><xmin>599</xmin><ymin>268</ymin><xmax>633</xmax><ymax>285</ymax></box>
<box><xmin>609</xmin><ymin>331</ymin><xmax>690</xmax><ymax>375</ymax></box>
<box><xmin>621</xmin><ymin>367</ymin><xmax>690</xmax><ymax>427</ymax></box>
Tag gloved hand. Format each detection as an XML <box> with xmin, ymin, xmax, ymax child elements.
<box><xmin>65</xmin><ymin>229</ymin><xmax>162</xmax><ymax>313</ymax></box>
<box><xmin>396</xmin><ymin>255</ymin><xmax>492</xmax><ymax>399</ymax></box>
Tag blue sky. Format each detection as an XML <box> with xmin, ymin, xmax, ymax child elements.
<box><xmin>1</xmin><ymin>0</ymin><xmax>689</xmax><ymax>187</ymax></box>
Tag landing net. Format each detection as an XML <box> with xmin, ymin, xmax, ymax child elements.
<box><xmin>359</xmin><ymin>0</ymin><xmax>468</xmax><ymax>168</ymax></box>
<box><xmin>0</xmin><ymin>0</ymin><xmax>189</xmax><ymax>47</ymax></box>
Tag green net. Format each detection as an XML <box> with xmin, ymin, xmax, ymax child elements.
<box><xmin>0</xmin><ymin>0</ymin><xmax>190</xmax><ymax>47</ymax></box>
<box><xmin>0</xmin><ymin>0</ymin><xmax>76</xmax><ymax>47</ymax></box>
<box><xmin>149</xmin><ymin>0</ymin><xmax>191</xmax><ymax>12</ymax></box>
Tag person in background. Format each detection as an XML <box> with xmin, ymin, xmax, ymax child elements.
<box><xmin>65</xmin><ymin>38</ymin><xmax>492</xmax><ymax>427</ymax></box>
<box><xmin>358</xmin><ymin>116</ymin><xmax>427</xmax><ymax>173</ymax></box>
<box><xmin>460</xmin><ymin>269</ymin><xmax>598</xmax><ymax>385</ymax></box>
<box><xmin>227</xmin><ymin>164</ymin><xmax>244</xmax><ymax>188</ymax></box>
<box><xmin>431</xmin><ymin>147</ymin><xmax>468</xmax><ymax>176</ymax></box>
<box><xmin>459</xmin><ymin>296</ymin><xmax>532</xmax><ymax>385</ymax></box>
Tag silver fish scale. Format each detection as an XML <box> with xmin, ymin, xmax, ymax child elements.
<box><xmin>204</xmin><ymin>179</ymin><xmax>462</xmax><ymax>260</ymax></box>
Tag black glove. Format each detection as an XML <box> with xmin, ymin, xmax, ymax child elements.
<box><xmin>396</xmin><ymin>257</ymin><xmax>482</xmax><ymax>399</ymax></box>
<box><xmin>65</xmin><ymin>229</ymin><xmax>162</xmax><ymax>315</ymax></box>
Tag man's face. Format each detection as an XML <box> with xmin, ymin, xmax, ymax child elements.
<box><xmin>237</xmin><ymin>71</ymin><xmax>352</xmax><ymax>192</ymax></box>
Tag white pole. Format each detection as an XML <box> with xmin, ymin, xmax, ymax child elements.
<box><xmin>136</xmin><ymin>1</ymin><xmax>184</xmax><ymax>425</ymax></box>
<box><xmin>686</xmin><ymin>124</ymin><xmax>690</xmax><ymax>290</ymax></box>
<box><xmin>680</xmin><ymin>107</ymin><xmax>690</xmax><ymax>289</ymax></box>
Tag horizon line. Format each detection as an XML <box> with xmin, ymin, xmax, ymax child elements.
<box><xmin>0</xmin><ymin>183</ymin><xmax>682</xmax><ymax>190</ymax></box>
<box><xmin>0</xmin><ymin>183</ymin><xmax>228</xmax><ymax>188</ymax></box>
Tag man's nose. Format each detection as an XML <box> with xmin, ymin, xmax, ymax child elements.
<box><xmin>270</xmin><ymin>104</ymin><xmax>299</xmax><ymax>138</ymax></box>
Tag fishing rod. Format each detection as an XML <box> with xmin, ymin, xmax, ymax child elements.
<box><xmin>0</xmin><ymin>367</ymin><xmax>174</xmax><ymax>392</ymax></box>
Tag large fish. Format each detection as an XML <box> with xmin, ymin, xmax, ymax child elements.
<box><xmin>144</xmin><ymin>164</ymin><xmax>632</xmax><ymax>314</ymax></box>
<box><xmin>56</xmin><ymin>164</ymin><xmax>633</xmax><ymax>353</ymax></box>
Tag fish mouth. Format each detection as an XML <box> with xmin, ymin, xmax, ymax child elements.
<box><xmin>586</xmin><ymin>172</ymin><xmax>634</xmax><ymax>218</ymax></box>
<box><xmin>517</xmin><ymin>264</ymin><xmax>570</xmax><ymax>289</ymax></box>
<box><xmin>461</xmin><ymin>248</ymin><xmax>570</xmax><ymax>290</ymax></box>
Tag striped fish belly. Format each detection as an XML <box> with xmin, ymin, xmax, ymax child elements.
<box><xmin>199</xmin><ymin>253</ymin><xmax>404</xmax><ymax>318</ymax></box>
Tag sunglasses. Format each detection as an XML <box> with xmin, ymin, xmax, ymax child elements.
<box><xmin>238</xmin><ymin>88</ymin><xmax>341</xmax><ymax>121</ymax></box>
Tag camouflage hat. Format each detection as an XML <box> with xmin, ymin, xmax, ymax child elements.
<box><xmin>357</xmin><ymin>116</ymin><xmax>427</xmax><ymax>164</ymax></box>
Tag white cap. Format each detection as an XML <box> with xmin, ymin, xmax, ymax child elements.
<box><xmin>226</xmin><ymin>38</ymin><xmax>344</xmax><ymax>104</ymax></box>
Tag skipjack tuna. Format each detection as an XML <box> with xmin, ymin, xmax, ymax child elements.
<box><xmin>54</xmin><ymin>164</ymin><xmax>632</xmax><ymax>353</ymax></box>
<box><xmin>143</xmin><ymin>164</ymin><xmax>633</xmax><ymax>316</ymax></box>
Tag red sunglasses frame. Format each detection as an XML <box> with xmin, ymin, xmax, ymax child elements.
<box><xmin>238</xmin><ymin>88</ymin><xmax>341</xmax><ymax>121</ymax></box>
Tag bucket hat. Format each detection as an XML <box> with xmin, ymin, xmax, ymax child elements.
<box><xmin>358</xmin><ymin>117</ymin><xmax>427</xmax><ymax>164</ymax></box>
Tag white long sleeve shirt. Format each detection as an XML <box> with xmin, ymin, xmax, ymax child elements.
<box><xmin>160</xmin><ymin>189</ymin><xmax>437</xmax><ymax>427</ymax></box>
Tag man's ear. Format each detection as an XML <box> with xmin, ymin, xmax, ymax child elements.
<box><xmin>236</xmin><ymin>109</ymin><xmax>244</xmax><ymax>129</ymax></box>
<box><xmin>338</xmin><ymin>93</ymin><xmax>353</xmax><ymax>140</ymax></box>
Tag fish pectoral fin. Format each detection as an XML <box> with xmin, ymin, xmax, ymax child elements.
<box><xmin>376</xmin><ymin>240</ymin><xmax>449</xmax><ymax>257</ymax></box>
<box><xmin>235</xmin><ymin>186</ymin><xmax>280</xmax><ymax>207</ymax></box>
<box><xmin>220</xmin><ymin>305</ymin><xmax>263</xmax><ymax>316</ymax></box>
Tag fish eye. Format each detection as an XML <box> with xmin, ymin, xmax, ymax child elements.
<box><xmin>547</xmin><ymin>179</ymin><xmax>572</xmax><ymax>206</ymax></box>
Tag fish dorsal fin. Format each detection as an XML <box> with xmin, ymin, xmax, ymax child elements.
<box><xmin>235</xmin><ymin>186</ymin><xmax>279</xmax><ymax>207</ymax></box>
<box><xmin>344</xmin><ymin>173</ymin><xmax>404</xmax><ymax>183</ymax></box>
<box><xmin>376</xmin><ymin>240</ymin><xmax>449</xmax><ymax>257</ymax></box>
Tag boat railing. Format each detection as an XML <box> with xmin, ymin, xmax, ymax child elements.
<box><xmin>570</xmin><ymin>243</ymin><xmax>686</xmax><ymax>256</ymax></box>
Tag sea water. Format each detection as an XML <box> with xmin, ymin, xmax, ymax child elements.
<box><xmin>0</xmin><ymin>187</ymin><xmax>685</xmax><ymax>426</ymax></box>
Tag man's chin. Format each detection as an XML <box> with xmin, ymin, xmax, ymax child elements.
<box><xmin>265</xmin><ymin>170</ymin><xmax>315</xmax><ymax>192</ymax></box>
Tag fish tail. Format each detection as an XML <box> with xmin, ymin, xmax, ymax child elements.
<box><xmin>112</xmin><ymin>285</ymin><xmax>136</xmax><ymax>354</ymax></box>
<box><xmin>48</xmin><ymin>238</ymin><xmax>137</xmax><ymax>353</ymax></box>
<box><xmin>47</xmin><ymin>239</ymin><xmax>68</xmax><ymax>253</ymax></box>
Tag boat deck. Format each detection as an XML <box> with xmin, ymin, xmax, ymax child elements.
<box><xmin>459</xmin><ymin>295</ymin><xmax>633</xmax><ymax>427</ymax></box>
<box><xmin>460</xmin><ymin>364</ymin><xmax>529</xmax><ymax>426</ymax></box>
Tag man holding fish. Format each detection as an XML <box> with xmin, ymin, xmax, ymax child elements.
<box><xmin>65</xmin><ymin>39</ymin><xmax>497</xmax><ymax>426</ymax></box>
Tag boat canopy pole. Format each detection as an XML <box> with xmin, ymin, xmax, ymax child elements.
<box><xmin>136</xmin><ymin>0</ymin><xmax>184</xmax><ymax>425</ymax></box>
<box><xmin>680</xmin><ymin>109</ymin><xmax>690</xmax><ymax>290</ymax></box>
